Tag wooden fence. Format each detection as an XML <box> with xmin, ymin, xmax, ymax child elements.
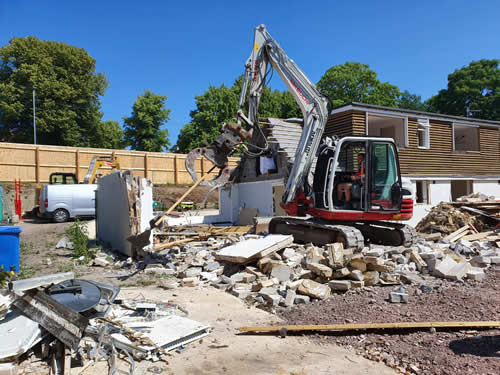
<box><xmin>0</xmin><ymin>142</ymin><xmax>239</xmax><ymax>184</ymax></box>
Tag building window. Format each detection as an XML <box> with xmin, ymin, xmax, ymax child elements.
<box><xmin>417</xmin><ymin>119</ymin><xmax>430</xmax><ymax>149</ymax></box>
<box><xmin>415</xmin><ymin>180</ymin><xmax>429</xmax><ymax>204</ymax></box>
<box><xmin>367</xmin><ymin>115</ymin><xmax>407</xmax><ymax>148</ymax></box>
<box><xmin>453</xmin><ymin>124</ymin><xmax>479</xmax><ymax>151</ymax></box>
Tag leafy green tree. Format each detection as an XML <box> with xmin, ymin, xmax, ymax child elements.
<box><xmin>0</xmin><ymin>36</ymin><xmax>107</xmax><ymax>145</ymax></box>
<box><xmin>123</xmin><ymin>90</ymin><xmax>171</xmax><ymax>152</ymax></box>
<box><xmin>397</xmin><ymin>90</ymin><xmax>427</xmax><ymax>111</ymax></box>
<box><xmin>173</xmin><ymin>77</ymin><xmax>301</xmax><ymax>153</ymax></box>
<box><xmin>317</xmin><ymin>62</ymin><xmax>401</xmax><ymax>108</ymax></box>
<box><xmin>93</xmin><ymin>120</ymin><xmax>125</xmax><ymax>149</ymax></box>
<box><xmin>427</xmin><ymin>59</ymin><xmax>500</xmax><ymax>120</ymax></box>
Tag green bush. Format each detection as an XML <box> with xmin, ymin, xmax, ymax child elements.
<box><xmin>65</xmin><ymin>219</ymin><xmax>96</xmax><ymax>263</ymax></box>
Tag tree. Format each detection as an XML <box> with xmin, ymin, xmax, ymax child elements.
<box><xmin>427</xmin><ymin>59</ymin><xmax>500</xmax><ymax>120</ymax></box>
<box><xmin>173</xmin><ymin>77</ymin><xmax>301</xmax><ymax>153</ymax></box>
<box><xmin>93</xmin><ymin>120</ymin><xmax>125</xmax><ymax>149</ymax></box>
<box><xmin>123</xmin><ymin>90</ymin><xmax>171</xmax><ymax>152</ymax></box>
<box><xmin>397</xmin><ymin>90</ymin><xmax>427</xmax><ymax>111</ymax></box>
<box><xmin>317</xmin><ymin>62</ymin><xmax>401</xmax><ymax>108</ymax></box>
<box><xmin>0</xmin><ymin>36</ymin><xmax>107</xmax><ymax>145</ymax></box>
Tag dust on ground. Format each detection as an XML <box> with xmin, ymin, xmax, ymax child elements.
<box><xmin>279</xmin><ymin>268</ymin><xmax>500</xmax><ymax>375</ymax></box>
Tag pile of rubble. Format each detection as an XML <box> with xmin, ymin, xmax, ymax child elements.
<box><xmin>416</xmin><ymin>202</ymin><xmax>486</xmax><ymax>234</ymax></box>
<box><xmin>0</xmin><ymin>273</ymin><xmax>210</xmax><ymax>374</ymax></box>
<box><xmin>112</xmin><ymin>224</ymin><xmax>500</xmax><ymax>309</ymax></box>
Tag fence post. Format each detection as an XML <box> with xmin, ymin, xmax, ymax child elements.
<box><xmin>75</xmin><ymin>150</ymin><xmax>80</xmax><ymax>182</ymax></box>
<box><xmin>201</xmin><ymin>157</ymin><xmax>205</xmax><ymax>177</ymax></box>
<box><xmin>35</xmin><ymin>147</ymin><xmax>40</xmax><ymax>184</ymax></box>
<box><xmin>144</xmin><ymin>153</ymin><xmax>149</xmax><ymax>179</ymax></box>
<box><xmin>174</xmin><ymin>155</ymin><xmax>178</xmax><ymax>185</ymax></box>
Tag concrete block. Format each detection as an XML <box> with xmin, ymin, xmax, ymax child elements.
<box><xmin>466</xmin><ymin>267</ymin><xmax>486</xmax><ymax>281</ymax></box>
<box><xmin>240</xmin><ymin>272</ymin><xmax>257</xmax><ymax>283</ymax></box>
<box><xmin>204</xmin><ymin>261</ymin><xmax>221</xmax><ymax>272</ymax></box>
<box><xmin>183</xmin><ymin>267</ymin><xmax>202</xmax><ymax>278</ymax></box>
<box><xmin>298</xmin><ymin>280</ymin><xmax>331</xmax><ymax>300</ymax></box>
<box><xmin>350</xmin><ymin>280</ymin><xmax>364</xmax><ymax>288</ymax></box>
<box><xmin>328</xmin><ymin>280</ymin><xmax>351</xmax><ymax>291</ymax></box>
<box><xmin>349</xmin><ymin>269</ymin><xmax>364</xmax><ymax>281</ymax></box>
<box><xmin>294</xmin><ymin>295</ymin><xmax>311</xmax><ymax>304</ymax></box>
<box><xmin>231</xmin><ymin>288</ymin><xmax>251</xmax><ymax>299</ymax></box>
<box><xmin>490</xmin><ymin>256</ymin><xmax>500</xmax><ymax>264</ymax></box>
<box><xmin>282</xmin><ymin>248</ymin><xmax>296</xmax><ymax>260</ymax></box>
<box><xmin>332</xmin><ymin>267</ymin><xmax>350</xmax><ymax>279</ymax></box>
<box><xmin>325</xmin><ymin>242</ymin><xmax>344</xmax><ymax>268</ymax></box>
<box><xmin>349</xmin><ymin>256</ymin><xmax>367</xmax><ymax>272</ymax></box>
<box><xmin>470</xmin><ymin>256</ymin><xmax>491</xmax><ymax>268</ymax></box>
<box><xmin>365</xmin><ymin>248</ymin><xmax>384</xmax><ymax>257</ymax></box>
<box><xmin>270</xmin><ymin>264</ymin><xmax>292</xmax><ymax>282</ymax></box>
<box><xmin>363</xmin><ymin>271</ymin><xmax>380</xmax><ymax>286</ymax></box>
<box><xmin>307</xmin><ymin>263</ymin><xmax>333</xmax><ymax>278</ymax></box>
<box><xmin>389</xmin><ymin>291</ymin><xmax>408</xmax><ymax>303</ymax></box>
<box><xmin>305</xmin><ymin>247</ymin><xmax>325</xmax><ymax>265</ymax></box>
<box><xmin>284</xmin><ymin>289</ymin><xmax>296</xmax><ymax>307</ymax></box>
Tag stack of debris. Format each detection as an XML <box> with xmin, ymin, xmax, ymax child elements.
<box><xmin>119</xmin><ymin>222</ymin><xmax>500</xmax><ymax>309</ymax></box>
<box><xmin>416</xmin><ymin>202</ymin><xmax>486</xmax><ymax>234</ymax></box>
<box><xmin>0</xmin><ymin>273</ymin><xmax>210</xmax><ymax>374</ymax></box>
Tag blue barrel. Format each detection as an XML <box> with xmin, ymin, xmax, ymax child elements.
<box><xmin>0</xmin><ymin>226</ymin><xmax>22</xmax><ymax>273</ymax></box>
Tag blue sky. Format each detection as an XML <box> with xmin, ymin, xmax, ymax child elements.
<box><xmin>1</xmin><ymin>1</ymin><xmax>499</xmax><ymax>146</ymax></box>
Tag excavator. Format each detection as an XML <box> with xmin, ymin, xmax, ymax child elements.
<box><xmin>186</xmin><ymin>25</ymin><xmax>416</xmax><ymax>250</ymax></box>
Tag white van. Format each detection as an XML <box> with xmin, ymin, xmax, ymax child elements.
<box><xmin>39</xmin><ymin>184</ymin><xmax>97</xmax><ymax>222</ymax></box>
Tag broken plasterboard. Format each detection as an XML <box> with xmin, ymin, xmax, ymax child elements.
<box><xmin>215</xmin><ymin>234</ymin><xmax>293</xmax><ymax>263</ymax></box>
<box><xmin>0</xmin><ymin>309</ymin><xmax>44</xmax><ymax>362</ymax></box>
<box><xmin>114</xmin><ymin>315</ymin><xmax>211</xmax><ymax>352</ymax></box>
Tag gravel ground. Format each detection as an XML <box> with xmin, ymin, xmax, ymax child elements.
<box><xmin>279</xmin><ymin>268</ymin><xmax>500</xmax><ymax>375</ymax></box>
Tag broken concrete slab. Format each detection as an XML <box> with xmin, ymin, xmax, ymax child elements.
<box><xmin>466</xmin><ymin>267</ymin><xmax>486</xmax><ymax>281</ymax></box>
<box><xmin>215</xmin><ymin>234</ymin><xmax>293</xmax><ymax>263</ymax></box>
<box><xmin>363</xmin><ymin>271</ymin><xmax>380</xmax><ymax>286</ymax></box>
<box><xmin>297</xmin><ymin>280</ymin><xmax>331</xmax><ymax>300</ymax></box>
<box><xmin>328</xmin><ymin>280</ymin><xmax>351</xmax><ymax>291</ymax></box>
<box><xmin>284</xmin><ymin>289</ymin><xmax>296</xmax><ymax>307</ymax></box>
<box><xmin>270</xmin><ymin>264</ymin><xmax>292</xmax><ymax>282</ymax></box>
<box><xmin>307</xmin><ymin>263</ymin><xmax>333</xmax><ymax>278</ymax></box>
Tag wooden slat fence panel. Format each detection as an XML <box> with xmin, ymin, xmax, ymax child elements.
<box><xmin>0</xmin><ymin>142</ymin><xmax>239</xmax><ymax>184</ymax></box>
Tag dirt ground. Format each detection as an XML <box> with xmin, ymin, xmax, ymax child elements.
<box><xmin>15</xmin><ymin>220</ymin><xmax>396</xmax><ymax>375</ymax></box>
<box><xmin>280</xmin><ymin>269</ymin><xmax>500</xmax><ymax>375</ymax></box>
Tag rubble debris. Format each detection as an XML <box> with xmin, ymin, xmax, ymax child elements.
<box><xmin>13</xmin><ymin>288</ymin><xmax>89</xmax><ymax>350</ymax></box>
<box><xmin>215</xmin><ymin>234</ymin><xmax>293</xmax><ymax>263</ymax></box>
<box><xmin>416</xmin><ymin>203</ymin><xmax>486</xmax><ymax>234</ymax></box>
<box><xmin>389</xmin><ymin>286</ymin><xmax>408</xmax><ymax>304</ymax></box>
<box><xmin>8</xmin><ymin>272</ymin><xmax>74</xmax><ymax>292</ymax></box>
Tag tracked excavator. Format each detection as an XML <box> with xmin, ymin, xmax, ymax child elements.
<box><xmin>186</xmin><ymin>24</ymin><xmax>416</xmax><ymax>250</ymax></box>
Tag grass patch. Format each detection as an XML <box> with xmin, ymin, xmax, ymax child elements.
<box><xmin>18</xmin><ymin>260</ymin><xmax>42</xmax><ymax>280</ymax></box>
<box><xmin>57</xmin><ymin>263</ymin><xmax>75</xmax><ymax>273</ymax></box>
<box><xmin>20</xmin><ymin>241</ymin><xmax>35</xmax><ymax>255</ymax></box>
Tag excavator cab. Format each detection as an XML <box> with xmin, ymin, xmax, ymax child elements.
<box><xmin>313</xmin><ymin>137</ymin><xmax>402</xmax><ymax>215</ymax></box>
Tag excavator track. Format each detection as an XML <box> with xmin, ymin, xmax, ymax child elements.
<box><xmin>268</xmin><ymin>217</ymin><xmax>417</xmax><ymax>250</ymax></box>
<box><xmin>268</xmin><ymin>217</ymin><xmax>365</xmax><ymax>251</ymax></box>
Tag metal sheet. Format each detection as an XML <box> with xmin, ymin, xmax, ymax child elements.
<box><xmin>0</xmin><ymin>309</ymin><xmax>43</xmax><ymax>361</ymax></box>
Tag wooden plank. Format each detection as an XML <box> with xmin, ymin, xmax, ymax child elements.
<box><xmin>444</xmin><ymin>225</ymin><xmax>469</xmax><ymax>242</ymax></box>
<box><xmin>153</xmin><ymin>238</ymin><xmax>199</xmax><ymax>250</ymax></box>
<box><xmin>461</xmin><ymin>231</ymin><xmax>494</xmax><ymax>241</ymax></box>
<box><xmin>216</xmin><ymin>234</ymin><xmax>293</xmax><ymax>263</ymax></box>
<box><xmin>239</xmin><ymin>321</ymin><xmax>500</xmax><ymax>333</ymax></box>
<box><xmin>13</xmin><ymin>289</ymin><xmax>89</xmax><ymax>351</ymax></box>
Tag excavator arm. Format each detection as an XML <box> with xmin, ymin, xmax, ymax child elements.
<box><xmin>186</xmin><ymin>24</ymin><xmax>329</xmax><ymax>205</ymax></box>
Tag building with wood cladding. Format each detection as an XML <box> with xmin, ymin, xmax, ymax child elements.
<box><xmin>218</xmin><ymin>103</ymin><xmax>500</xmax><ymax>225</ymax></box>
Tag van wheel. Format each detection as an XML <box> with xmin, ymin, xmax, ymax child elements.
<box><xmin>53</xmin><ymin>209</ymin><xmax>69</xmax><ymax>223</ymax></box>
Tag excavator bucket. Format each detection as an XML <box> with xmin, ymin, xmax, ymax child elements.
<box><xmin>185</xmin><ymin>122</ymin><xmax>250</xmax><ymax>182</ymax></box>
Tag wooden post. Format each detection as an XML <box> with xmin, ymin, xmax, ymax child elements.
<box><xmin>35</xmin><ymin>147</ymin><xmax>40</xmax><ymax>184</ymax></box>
<box><xmin>144</xmin><ymin>153</ymin><xmax>149</xmax><ymax>179</ymax></box>
<box><xmin>201</xmin><ymin>157</ymin><xmax>205</xmax><ymax>177</ymax></box>
<box><xmin>174</xmin><ymin>155</ymin><xmax>178</xmax><ymax>185</ymax></box>
<box><xmin>75</xmin><ymin>150</ymin><xmax>80</xmax><ymax>183</ymax></box>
